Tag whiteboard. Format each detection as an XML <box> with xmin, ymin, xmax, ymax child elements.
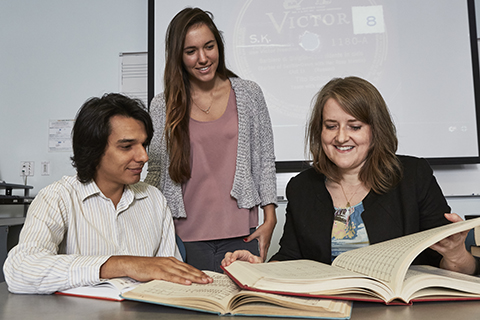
<box><xmin>152</xmin><ymin>0</ymin><xmax>480</xmax><ymax>164</ymax></box>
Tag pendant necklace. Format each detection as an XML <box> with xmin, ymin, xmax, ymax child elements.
<box><xmin>339</xmin><ymin>182</ymin><xmax>363</xmax><ymax>209</ymax></box>
<box><xmin>192</xmin><ymin>84</ymin><xmax>216</xmax><ymax>114</ymax></box>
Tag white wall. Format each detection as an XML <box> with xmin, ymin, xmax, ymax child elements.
<box><xmin>0</xmin><ymin>0</ymin><xmax>147</xmax><ymax>217</ymax></box>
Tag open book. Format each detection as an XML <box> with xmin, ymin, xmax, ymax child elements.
<box><xmin>56</xmin><ymin>277</ymin><xmax>141</xmax><ymax>301</ymax></box>
<box><xmin>121</xmin><ymin>271</ymin><xmax>352</xmax><ymax>319</ymax></box>
<box><xmin>223</xmin><ymin>217</ymin><xmax>480</xmax><ymax>305</ymax></box>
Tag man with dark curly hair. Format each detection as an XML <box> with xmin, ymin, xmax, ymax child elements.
<box><xmin>4</xmin><ymin>93</ymin><xmax>212</xmax><ymax>294</ymax></box>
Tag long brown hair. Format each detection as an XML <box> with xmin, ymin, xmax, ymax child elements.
<box><xmin>307</xmin><ymin>77</ymin><xmax>402</xmax><ymax>193</ymax></box>
<box><xmin>164</xmin><ymin>7</ymin><xmax>237</xmax><ymax>183</ymax></box>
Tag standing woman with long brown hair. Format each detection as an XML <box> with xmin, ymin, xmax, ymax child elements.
<box><xmin>145</xmin><ymin>7</ymin><xmax>277</xmax><ymax>272</ymax></box>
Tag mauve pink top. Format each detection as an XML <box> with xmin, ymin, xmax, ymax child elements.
<box><xmin>175</xmin><ymin>89</ymin><xmax>258</xmax><ymax>242</ymax></box>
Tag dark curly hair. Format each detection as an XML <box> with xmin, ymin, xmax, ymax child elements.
<box><xmin>71</xmin><ymin>93</ymin><xmax>153</xmax><ymax>183</ymax></box>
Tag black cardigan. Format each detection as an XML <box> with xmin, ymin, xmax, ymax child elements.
<box><xmin>270</xmin><ymin>155</ymin><xmax>451</xmax><ymax>267</ymax></box>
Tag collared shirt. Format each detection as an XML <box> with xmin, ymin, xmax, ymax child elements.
<box><xmin>3</xmin><ymin>176</ymin><xmax>180</xmax><ymax>294</ymax></box>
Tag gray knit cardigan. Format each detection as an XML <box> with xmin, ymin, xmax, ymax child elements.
<box><xmin>144</xmin><ymin>77</ymin><xmax>277</xmax><ymax>218</ymax></box>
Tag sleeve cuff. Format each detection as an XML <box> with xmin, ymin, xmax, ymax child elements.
<box><xmin>68</xmin><ymin>255</ymin><xmax>111</xmax><ymax>287</ymax></box>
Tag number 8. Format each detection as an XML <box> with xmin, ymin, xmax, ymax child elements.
<box><xmin>367</xmin><ymin>16</ymin><xmax>377</xmax><ymax>27</ymax></box>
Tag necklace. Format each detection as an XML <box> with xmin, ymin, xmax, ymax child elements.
<box><xmin>339</xmin><ymin>182</ymin><xmax>363</xmax><ymax>208</ymax></box>
<box><xmin>192</xmin><ymin>98</ymin><xmax>212</xmax><ymax>114</ymax></box>
<box><xmin>192</xmin><ymin>84</ymin><xmax>216</xmax><ymax>114</ymax></box>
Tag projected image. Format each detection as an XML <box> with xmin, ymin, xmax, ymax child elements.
<box><xmin>154</xmin><ymin>0</ymin><xmax>480</xmax><ymax>162</ymax></box>
<box><xmin>233</xmin><ymin>0</ymin><xmax>387</xmax><ymax>119</ymax></box>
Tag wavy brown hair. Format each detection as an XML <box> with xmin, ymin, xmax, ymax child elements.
<box><xmin>307</xmin><ymin>77</ymin><xmax>402</xmax><ymax>193</ymax></box>
<box><xmin>164</xmin><ymin>7</ymin><xmax>237</xmax><ymax>183</ymax></box>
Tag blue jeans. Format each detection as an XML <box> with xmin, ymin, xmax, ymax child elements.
<box><xmin>183</xmin><ymin>228</ymin><xmax>259</xmax><ymax>273</ymax></box>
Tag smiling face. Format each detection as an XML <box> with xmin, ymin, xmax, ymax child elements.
<box><xmin>182</xmin><ymin>23</ymin><xmax>219</xmax><ymax>85</ymax></box>
<box><xmin>94</xmin><ymin>115</ymin><xmax>149</xmax><ymax>196</ymax></box>
<box><xmin>321</xmin><ymin>98</ymin><xmax>372</xmax><ymax>176</ymax></box>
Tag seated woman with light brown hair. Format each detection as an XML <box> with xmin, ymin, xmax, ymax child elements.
<box><xmin>223</xmin><ymin>76</ymin><xmax>478</xmax><ymax>275</ymax></box>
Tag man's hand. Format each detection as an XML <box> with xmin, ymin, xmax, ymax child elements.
<box><xmin>100</xmin><ymin>256</ymin><xmax>213</xmax><ymax>285</ymax></box>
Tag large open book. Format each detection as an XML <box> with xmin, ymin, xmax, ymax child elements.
<box><xmin>223</xmin><ymin>217</ymin><xmax>480</xmax><ymax>305</ymax></box>
<box><xmin>121</xmin><ymin>271</ymin><xmax>352</xmax><ymax>319</ymax></box>
<box><xmin>56</xmin><ymin>277</ymin><xmax>140</xmax><ymax>301</ymax></box>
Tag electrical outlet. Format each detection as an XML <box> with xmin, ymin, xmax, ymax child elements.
<box><xmin>20</xmin><ymin>161</ymin><xmax>34</xmax><ymax>176</ymax></box>
<box><xmin>41</xmin><ymin>161</ymin><xmax>50</xmax><ymax>176</ymax></box>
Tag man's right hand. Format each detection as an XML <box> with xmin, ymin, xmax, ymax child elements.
<box><xmin>100</xmin><ymin>256</ymin><xmax>213</xmax><ymax>285</ymax></box>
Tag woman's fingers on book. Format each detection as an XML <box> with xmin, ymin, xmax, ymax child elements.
<box><xmin>432</xmin><ymin>213</ymin><xmax>470</xmax><ymax>254</ymax></box>
<box><xmin>444</xmin><ymin>212</ymin><xmax>464</xmax><ymax>223</ymax></box>
<box><xmin>430</xmin><ymin>229</ymin><xmax>469</xmax><ymax>257</ymax></box>
<box><xmin>431</xmin><ymin>213</ymin><xmax>469</xmax><ymax>254</ymax></box>
<box><xmin>430</xmin><ymin>234</ymin><xmax>466</xmax><ymax>254</ymax></box>
<box><xmin>249</xmin><ymin>255</ymin><xmax>264</xmax><ymax>264</ymax></box>
<box><xmin>429</xmin><ymin>216</ymin><xmax>477</xmax><ymax>275</ymax></box>
<box><xmin>221</xmin><ymin>250</ymin><xmax>263</xmax><ymax>267</ymax></box>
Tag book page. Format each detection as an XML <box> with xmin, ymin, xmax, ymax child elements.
<box><xmin>232</xmin><ymin>302</ymin><xmax>352</xmax><ymax>318</ymax></box>
<box><xmin>332</xmin><ymin>218</ymin><xmax>480</xmax><ymax>291</ymax></box>
<box><xmin>57</xmin><ymin>277</ymin><xmax>140</xmax><ymax>300</ymax></box>
<box><xmin>230</xmin><ymin>290</ymin><xmax>352</xmax><ymax>312</ymax></box>
<box><xmin>229</xmin><ymin>291</ymin><xmax>352</xmax><ymax>318</ymax></box>
<box><xmin>122</xmin><ymin>272</ymin><xmax>240</xmax><ymax>314</ymax></box>
<box><xmin>224</xmin><ymin>260</ymin><xmax>393</xmax><ymax>300</ymax></box>
<box><xmin>226</xmin><ymin>260</ymin><xmax>363</xmax><ymax>286</ymax></box>
<box><xmin>102</xmin><ymin>277</ymin><xmax>141</xmax><ymax>293</ymax></box>
<box><xmin>401</xmin><ymin>265</ymin><xmax>480</xmax><ymax>302</ymax></box>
